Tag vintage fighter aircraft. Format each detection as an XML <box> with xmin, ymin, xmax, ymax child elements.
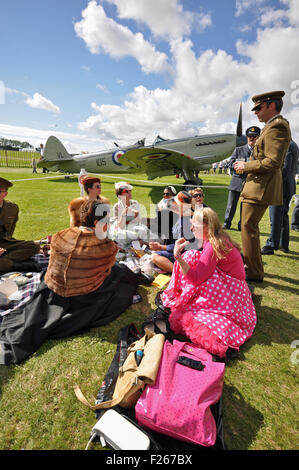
<box><xmin>38</xmin><ymin>106</ymin><xmax>245</xmax><ymax>185</ymax></box>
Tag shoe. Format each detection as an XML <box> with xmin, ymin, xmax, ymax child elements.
<box><xmin>142</xmin><ymin>306</ymin><xmax>171</xmax><ymax>337</ymax></box>
<box><xmin>223</xmin><ymin>223</ymin><xmax>231</xmax><ymax>229</ymax></box>
<box><xmin>246</xmin><ymin>281</ymin><xmax>255</xmax><ymax>295</ymax></box>
<box><xmin>291</xmin><ymin>226</ymin><xmax>299</xmax><ymax>232</ymax></box>
<box><xmin>11</xmin><ymin>260</ymin><xmax>43</xmax><ymax>273</ymax></box>
<box><xmin>246</xmin><ymin>276</ymin><xmax>263</xmax><ymax>283</ymax></box>
<box><xmin>261</xmin><ymin>246</ymin><xmax>274</xmax><ymax>255</ymax></box>
<box><xmin>280</xmin><ymin>247</ymin><xmax>289</xmax><ymax>253</ymax></box>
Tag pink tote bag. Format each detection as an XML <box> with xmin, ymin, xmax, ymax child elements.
<box><xmin>135</xmin><ymin>340</ymin><xmax>225</xmax><ymax>447</ymax></box>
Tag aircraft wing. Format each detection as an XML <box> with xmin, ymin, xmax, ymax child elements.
<box><xmin>118</xmin><ymin>146</ymin><xmax>203</xmax><ymax>177</ymax></box>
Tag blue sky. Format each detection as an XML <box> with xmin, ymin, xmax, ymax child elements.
<box><xmin>0</xmin><ymin>0</ymin><xmax>298</xmax><ymax>152</ymax></box>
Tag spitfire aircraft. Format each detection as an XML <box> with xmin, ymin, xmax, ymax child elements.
<box><xmin>38</xmin><ymin>106</ymin><xmax>246</xmax><ymax>185</ymax></box>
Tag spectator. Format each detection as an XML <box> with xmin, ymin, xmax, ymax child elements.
<box><xmin>261</xmin><ymin>139</ymin><xmax>299</xmax><ymax>254</ymax></box>
<box><xmin>223</xmin><ymin>126</ymin><xmax>260</xmax><ymax>230</ymax></box>
<box><xmin>0</xmin><ymin>177</ymin><xmax>41</xmax><ymax>274</ymax></box>
<box><xmin>161</xmin><ymin>206</ymin><xmax>257</xmax><ymax>358</ymax></box>
<box><xmin>68</xmin><ymin>176</ymin><xmax>109</xmax><ymax>227</ymax></box>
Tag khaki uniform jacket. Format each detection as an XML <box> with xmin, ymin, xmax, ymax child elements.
<box><xmin>240</xmin><ymin>115</ymin><xmax>291</xmax><ymax>206</ymax></box>
<box><xmin>0</xmin><ymin>200</ymin><xmax>19</xmax><ymax>240</ymax></box>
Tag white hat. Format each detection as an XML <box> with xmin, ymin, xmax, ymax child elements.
<box><xmin>115</xmin><ymin>181</ymin><xmax>133</xmax><ymax>191</ymax></box>
<box><xmin>165</xmin><ymin>185</ymin><xmax>177</xmax><ymax>195</ymax></box>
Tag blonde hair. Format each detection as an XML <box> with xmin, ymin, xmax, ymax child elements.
<box><xmin>189</xmin><ymin>187</ymin><xmax>204</xmax><ymax>197</ymax></box>
<box><xmin>193</xmin><ymin>207</ymin><xmax>241</xmax><ymax>259</ymax></box>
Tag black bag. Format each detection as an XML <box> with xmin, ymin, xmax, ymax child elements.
<box><xmin>94</xmin><ymin>323</ymin><xmax>225</xmax><ymax>451</ymax></box>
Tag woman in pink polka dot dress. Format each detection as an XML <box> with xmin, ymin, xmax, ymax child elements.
<box><xmin>162</xmin><ymin>207</ymin><xmax>257</xmax><ymax>357</ymax></box>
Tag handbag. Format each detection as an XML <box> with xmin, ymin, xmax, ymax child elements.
<box><xmin>135</xmin><ymin>339</ymin><xmax>225</xmax><ymax>447</ymax></box>
<box><xmin>74</xmin><ymin>327</ymin><xmax>165</xmax><ymax>410</ymax></box>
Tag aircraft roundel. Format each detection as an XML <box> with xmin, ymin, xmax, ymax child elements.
<box><xmin>79</xmin><ymin>174</ymin><xmax>86</xmax><ymax>184</ymax></box>
<box><xmin>112</xmin><ymin>150</ymin><xmax>125</xmax><ymax>166</ymax></box>
<box><xmin>140</xmin><ymin>151</ymin><xmax>171</xmax><ymax>161</ymax></box>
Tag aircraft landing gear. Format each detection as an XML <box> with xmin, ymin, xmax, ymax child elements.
<box><xmin>182</xmin><ymin>170</ymin><xmax>203</xmax><ymax>190</ymax></box>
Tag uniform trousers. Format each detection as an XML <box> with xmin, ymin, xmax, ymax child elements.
<box><xmin>224</xmin><ymin>190</ymin><xmax>242</xmax><ymax>228</ymax></box>
<box><xmin>0</xmin><ymin>239</ymin><xmax>40</xmax><ymax>274</ymax></box>
<box><xmin>241</xmin><ymin>202</ymin><xmax>267</xmax><ymax>280</ymax></box>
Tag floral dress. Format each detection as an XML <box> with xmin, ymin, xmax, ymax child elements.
<box><xmin>162</xmin><ymin>245</ymin><xmax>257</xmax><ymax>357</ymax></box>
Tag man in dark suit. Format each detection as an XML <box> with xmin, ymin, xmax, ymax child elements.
<box><xmin>261</xmin><ymin>139</ymin><xmax>299</xmax><ymax>254</ymax></box>
<box><xmin>234</xmin><ymin>90</ymin><xmax>291</xmax><ymax>282</ymax></box>
<box><xmin>223</xmin><ymin>126</ymin><xmax>260</xmax><ymax>230</ymax></box>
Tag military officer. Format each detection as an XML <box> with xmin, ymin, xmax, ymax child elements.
<box><xmin>223</xmin><ymin>126</ymin><xmax>260</xmax><ymax>230</ymax></box>
<box><xmin>0</xmin><ymin>177</ymin><xmax>41</xmax><ymax>274</ymax></box>
<box><xmin>261</xmin><ymin>139</ymin><xmax>299</xmax><ymax>254</ymax></box>
<box><xmin>234</xmin><ymin>90</ymin><xmax>291</xmax><ymax>282</ymax></box>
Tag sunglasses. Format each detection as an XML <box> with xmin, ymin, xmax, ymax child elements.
<box><xmin>163</xmin><ymin>192</ymin><xmax>171</xmax><ymax>196</ymax></box>
<box><xmin>94</xmin><ymin>184</ymin><xmax>101</xmax><ymax>188</ymax></box>
<box><xmin>193</xmin><ymin>193</ymin><xmax>203</xmax><ymax>197</ymax></box>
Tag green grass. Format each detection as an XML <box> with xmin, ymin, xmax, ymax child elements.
<box><xmin>0</xmin><ymin>167</ymin><xmax>298</xmax><ymax>450</ymax></box>
<box><xmin>0</xmin><ymin>150</ymin><xmax>36</xmax><ymax>168</ymax></box>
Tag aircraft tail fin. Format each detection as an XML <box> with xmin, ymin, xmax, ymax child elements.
<box><xmin>43</xmin><ymin>136</ymin><xmax>73</xmax><ymax>161</ymax></box>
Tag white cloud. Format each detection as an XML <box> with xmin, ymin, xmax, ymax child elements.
<box><xmin>78</xmin><ymin>0</ymin><xmax>299</xmax><ymax>148</ymax></box>
<box><xmin>0</xmin><ymin>123</ymin><xmax>101</xmax><ymax>153</ymax></box>
<box><xmin>96</xmin><ymin>83</ymin><xmax>110</xmax><ymax>93</ymax></box>
<box><xmin>26</xmin><ymin>92</ymin><xmax>61</xmax><ymax>113</ymax></box>
<box><xmin>104</xmin><ymin>0</ymin><xmax>211</xmax><ymax>39</ymax></box>
<box><xmin>235</xmin><ymin>0</ymin><xmax>268</xmax><ymax>17</ymax></box>
<box><xmin>74</xmin><ymin>1</ymin><xmax>170</xmax><ymax>74</ymax></box>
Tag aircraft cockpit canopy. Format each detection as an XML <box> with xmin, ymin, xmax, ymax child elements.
<box><xmin>153</xmin><ymin>135</ymin><xmax>167</xmax><ymax>145</ymax></box>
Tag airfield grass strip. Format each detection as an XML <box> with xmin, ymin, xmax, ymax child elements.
<box><xmin>0</xmin><ymin>168</ymin><xmax>298</xmax><ymax>450</ymax></box>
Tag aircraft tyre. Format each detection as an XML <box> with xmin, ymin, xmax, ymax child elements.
<box><xmin>183</xmin><ymin>178</ymin><xmax>203</xmax><ymax>190</ymax></box>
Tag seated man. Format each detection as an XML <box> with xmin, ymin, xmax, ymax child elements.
<box><xmin>0</xmin><ymin>177</ymin><xmax>41</xmax><ymax>274</ymax></box>
<box><xmin>68</xmin><ymin>176</ymin><xmax>109</xmax><ymax>227</ymax></box>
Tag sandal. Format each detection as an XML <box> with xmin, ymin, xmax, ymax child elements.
<box><xmin>142</xmin><ymin>306</ymin><xmax>171</xmax><ymax>337</ymax></box>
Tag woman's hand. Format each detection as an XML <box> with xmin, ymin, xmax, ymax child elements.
<box><xmin>174</xmin><ymin>238</ymin><xmax>189</xmax><ymax>259</ymax></box>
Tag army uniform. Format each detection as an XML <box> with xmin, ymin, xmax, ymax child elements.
<box><xmin>239</xmin><ymin>91</ymin><xmax>291</xmax><ymax>281</ymax></box>
<box><xmin>223</xmin><ymin>126</ymin><xmax>261</xmax><ymax>230</ymax></box>
<box><xmin>0</xmin><ymin>178</ymin><xmax>40</xmax><ymax>274</ymax></box>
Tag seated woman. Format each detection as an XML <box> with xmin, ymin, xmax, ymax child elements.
<box><xmin>161</xmin><ymin>207</ymin><xmax>256</xmax><ymax>357</ymax></box>
<box><xmin>189</xmin><ymin>187</ymin><xmax>207</xmax><ymax>212</ymax></box>
<box><xmin>110</xmin><ymin>181</ymin><xmax>150</xmax><ymax>246</ymax></box>
<box><xmin>149</xmin><ymin>191</ymin><xmax>196</xmax><ymax>273</ymax></box>
<box><xmin>112</xmin><ymin>181</ymin><xmax>140</xmax><ymax>227</ymax></box>
<box><xmin>154</xmin><ymin>186</ymin><xmax>178</xmax><ymax>245</ymax></box>
<box><xmin>0</xmin><ymin>200</ymin><xmax>148</xmax><ymax>365</ymax></box>
<box><xmin>68</xmin><ymin>176</ymin><xmax>109</xmax><ymax>227</ymax></box>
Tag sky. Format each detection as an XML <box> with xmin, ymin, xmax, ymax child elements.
<box><xmin>0</xmin><ymin>0</ymin><xmax>299</xmax><ymax>153</ymax></box>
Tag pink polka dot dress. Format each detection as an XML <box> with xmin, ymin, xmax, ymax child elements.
<box><xmin>162</xmin><ymin>243</ymin><xmax>257</xmax><ymax>357</ymax></box>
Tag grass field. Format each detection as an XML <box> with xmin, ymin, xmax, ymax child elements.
<box><xmin>0</xmin><ymin>150</ymin><xmax>37</xmax><ymax>168</ymax></box>
<box><xmin>0</xmin><ymin>167</ymin><xmax>298</xmax><ymax>451</ymax></box>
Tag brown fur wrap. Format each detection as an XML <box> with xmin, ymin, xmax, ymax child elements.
<box><xmin>68</xmin><ymin>195</ymin><xmax>110</xmax><ymax>227</ymax></box>
<box><xmin>45</xmin><ymin>227</ymin><xmax>117</xmax><ymax>297</ymax></box>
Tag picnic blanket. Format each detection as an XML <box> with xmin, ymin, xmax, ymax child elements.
<box><xmin>0</xmin><ymin>253</ymin><xmax>50</xmax><ymax>316</ymax></box>
<box><xmin>0</xmin><ymin>259</ymin><xmax>144</xmax><ymax>365</ymax></box>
